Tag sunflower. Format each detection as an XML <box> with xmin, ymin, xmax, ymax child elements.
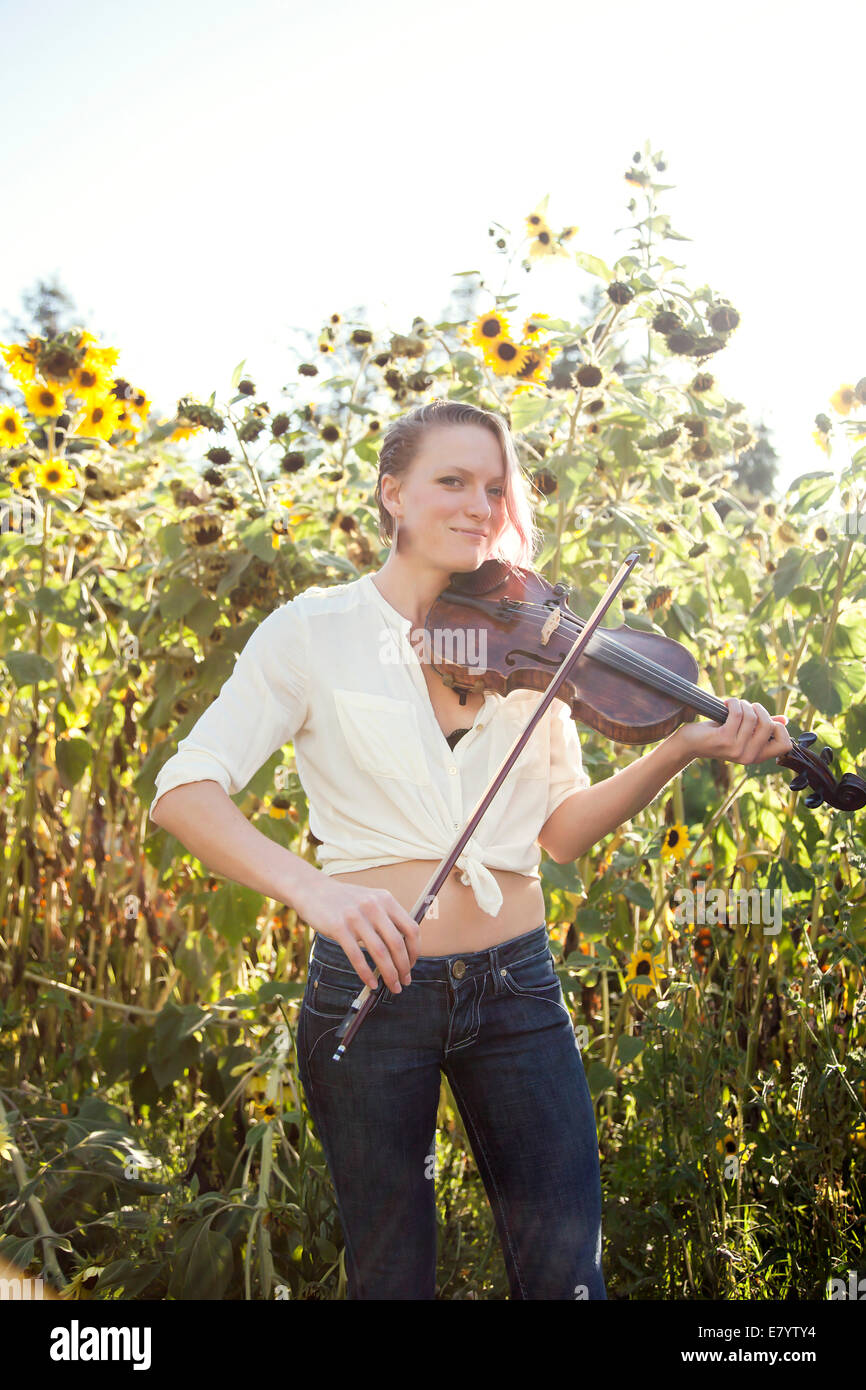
<box><xmin>484</xmin><ymin>337</ymin><xmax>530</xmax><ymax>378</ymax></box>
<box><xmin>112</xmin><ymin>405</ymin><xmax>143</xmax><ymax>438</ymax></box>
<box><xmin>512</xmin><ymin>341</ymin><xmax>554</xmax><ymax>388</ymax></box>
<box><xmin>84</xmin><ymin>343</ymin><xmax>121</xmax><ymax>374</ymax></box>
<box><xmin>23</xmin><ymin>379</ymin><xmax>67</xmax><ymax>419</ymax></box>
<box><xmin>812</xmin><ymin>429</ymin><xmax>831</xmax><ymax>456</ymax></box>
<box><xmin>34</xmin><ymin>458</ymin><xmax>77</xmax><ymax>492</ymax></box>
<box><xmin>660</xmin><ymin>822</ymin><xmax>690</xmax><ymax>863</ymax></box>
<box><xmin>126</xmin><ymin>386</ymin><xmax>152</xmax><ymax>423</ymax></box>
<box><xmin>168</xmin><ymin>418</ymin><xmax>205</xmax><ymax>443</ymax></box>
<box><xmin>522</xmin><ymin>312</ymin><xmax>552</xmax><ymax>341</ymax></box>
<box><xmin>245</xmin><ymin>1073</ymin><xmax>268</xmax><ymax>1103</ymax></box>
<box><xmin>9</xmin><ymin>462</ymin><xmax>30</xmax><ymax>488</ymax></box>
<box><xmin>469</xmin><ymin>310</ymin><xmax>512</xmax><ymax>352</ymax></box>
<box><xmin>72</xmin><ymin>397</ymin><xmax>125</xmax><ymax>442</ymax></box>
<box><xmin>0</xmin><ymin>339</ymin><xmax>39</xmax><ymax>387</ymax></box>
<box><xmin>68</xmin><ymin>359</ymin><xmax>113</xmax><ymax>404</ymax></box>
<box><xmin>526</xmin><ymin>216</ymin><xmax>574</xmax><ymax>261</ymax></box>
<box><xmin>624</xmin><ymin>937</ymin><xmax>667</xmax><ymax>996</ymax></box>
<box><xmin>0</xmin><ymin>406</ymin><xmax>27</xmax><ymax>448</ymax></box>
<box><xmin>830</xmin><ymin>384</ymin><xmax>857</xmax><ymax>415</ymax></box>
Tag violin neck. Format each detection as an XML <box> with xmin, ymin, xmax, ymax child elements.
<box><xmin>586</xmin><ymin>631</ymin><xmax>730</xmax><ymax>725</ymax></box>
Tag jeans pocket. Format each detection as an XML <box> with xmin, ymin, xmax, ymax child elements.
<box><xmin>500</xmin><ymin>946</ymin><xmax>563</xmax><ymax>1000</ymax></box>
<box><xmin>305</xmin><ymin>960</ymin><xmax>379</xmax><ymax>1019</ymax></box>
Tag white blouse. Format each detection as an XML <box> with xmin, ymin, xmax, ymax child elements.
<box><xmin>148</xmin><ymin>571</ymin><xmax>591</xmax><ymax>917</ymax></box>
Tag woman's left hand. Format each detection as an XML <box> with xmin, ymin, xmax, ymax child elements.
<box><xmin>670</xmin><ymin>697</ymin><xmax>795</xmax><ymax>766</ymax></box>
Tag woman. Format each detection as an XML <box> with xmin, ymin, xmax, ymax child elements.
<box><xmin>149</xmin><ymin>398</ymin><xmax>793</xmax><ymax>1300</ymax></box>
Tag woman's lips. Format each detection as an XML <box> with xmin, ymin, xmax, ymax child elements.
<box><xmin>452</xmin><ymin>528</ymin><xmax>486</xmax><ymax>539</ymax></box>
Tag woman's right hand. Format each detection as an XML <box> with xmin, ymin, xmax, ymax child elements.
<box><xmin>291</xmin><ymin>873</ymin><xmax>421</xmax><ymax>993</ymax></box>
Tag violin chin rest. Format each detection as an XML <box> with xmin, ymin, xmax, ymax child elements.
<box><xmin>446</xmin><ymin>558</ymin><xmax>521</xmax><ymax>596</ymax></box>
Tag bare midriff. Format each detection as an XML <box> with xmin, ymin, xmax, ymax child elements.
<box><xmin>329</xmin><ymin>861</ymin><xmax>546</xmax><ymax>957</ymax></box>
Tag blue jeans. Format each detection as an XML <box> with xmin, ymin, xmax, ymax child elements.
<box><xmin>296</xmin><ymin>921</ymin><xmax>607</xmax><ymax>1300</ymax></box>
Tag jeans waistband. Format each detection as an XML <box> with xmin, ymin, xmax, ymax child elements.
<box><xmin>310</xmin><ymin>921</ymin><xmax>549</xmax><ymax>982</ymax></box>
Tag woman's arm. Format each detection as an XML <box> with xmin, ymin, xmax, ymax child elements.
<box><xmin>151</xmin><ymin>780</ymin><xmax>321</xmax><ymax>907</ymax></box>
<box><xmin>151</xmin><ymin>780</ymin><xmax>420</xmax><ymax>990</ymax></box>
<box><xmin>539</xmin><ymin>697</ymin><xmax>793</xmax><ymax>865</ymax></box>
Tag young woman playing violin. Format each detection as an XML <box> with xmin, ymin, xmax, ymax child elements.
<box><xmin>149</xmin><ymin>398</ymin><xmax>794</xmax><ymax>1301</ymax></box>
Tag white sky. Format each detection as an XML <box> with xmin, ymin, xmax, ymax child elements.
<box><xmin>2</xmin><ymin>0</ymin><xmax>863</xmax><ymax>493</ymax></box>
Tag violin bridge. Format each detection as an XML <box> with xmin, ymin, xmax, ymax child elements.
<box><xmin>540</xmin><ymin>608</ymin><xmax>561</xmax><ymax>647</ymax></box>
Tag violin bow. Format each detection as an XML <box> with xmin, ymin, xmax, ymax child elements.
<box><xmin>331</xmin><ymin>550</ymin><xmax>642</xmax><ymax>1060</ymax></box>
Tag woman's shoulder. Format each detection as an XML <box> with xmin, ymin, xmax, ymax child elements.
<box><xmin>281</xmin><ymin>573</ymin><xmax>370</xmax><ymax>619</ymax></box>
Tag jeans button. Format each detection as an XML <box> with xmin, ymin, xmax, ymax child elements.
<box><xmin>452</xmin><ymin>959</ymin><xmax>466</xmax><ymax>980</ymax></box>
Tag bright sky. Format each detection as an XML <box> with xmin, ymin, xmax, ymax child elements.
<box><xmin>2</xmin><ymin>0</ymin><xmax>863</xmax><ymax>494</ymax></box>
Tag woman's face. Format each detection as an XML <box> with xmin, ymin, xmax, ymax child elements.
<box><xmin>386</xmin><ymin>424</ymin><xmax>507</xmax><ymax>570</ymax></box>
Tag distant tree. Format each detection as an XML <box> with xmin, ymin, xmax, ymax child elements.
<box><xmin>0</xmin><ymin>275</ymin><xmax>84</xmax><ymax>403</ymax></box>
<box><xmin>715</xmin><ymin>422</ymin><xmax>780</xmax><ymax>520</ymax></box>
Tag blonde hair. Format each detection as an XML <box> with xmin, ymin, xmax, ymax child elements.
<box><xmin>373</xmin><ymin>398</ymin><xmax>540</xmax><ymax>568</ymax></box>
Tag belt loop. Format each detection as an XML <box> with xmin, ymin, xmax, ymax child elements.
<box><xmin>488</xmin><ymin>943</ymin><xmax>503</xmax><ymax>995</ymax></box>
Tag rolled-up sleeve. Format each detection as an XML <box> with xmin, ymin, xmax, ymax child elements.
<box><xmin>148</xmin><ymin>598</ymin><xmax>309</xmax><ymax>823</ymax></box>
<box><xmin>544</xmin><ymin>699</ymin><xmax>591</xmax><ymax>821</ymax></box>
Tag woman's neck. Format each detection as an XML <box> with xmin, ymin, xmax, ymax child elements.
<box><xmin>371</xmin><ymin>556</ymin><xmax>457</xmax><ymax>629</ymax></box>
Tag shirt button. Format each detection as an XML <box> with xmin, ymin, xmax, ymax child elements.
<box><xmin>448</xmin><ymin>766</ymin><xmax>457</xmax><ymax>775</ymax></box>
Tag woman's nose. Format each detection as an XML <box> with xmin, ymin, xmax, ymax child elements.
<box><xmin>466</xmin><ymin>492</ymin><xmax>492</xmax><ymax>519</ymax></box>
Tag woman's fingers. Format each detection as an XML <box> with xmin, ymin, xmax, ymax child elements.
<box><xmin>730</xmin><ymin>700</ymin><xmax>794</xmax><ymax>762</ymax></box>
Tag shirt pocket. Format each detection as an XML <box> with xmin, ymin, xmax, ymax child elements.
<box><xmin>487</xmin><ymin>694</ymin><xmax>550</xmax><ymax>782</ymax></box>
<box><xmin>333</xmin><ymin>688</ymin><xmax>431</xmax><ymax>785</ymax></box>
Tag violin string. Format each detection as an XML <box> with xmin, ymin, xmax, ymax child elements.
<box><xmin>514</xmin><ymin>599</ymin><xmax>728</xmax><ymax>719</ymax></box>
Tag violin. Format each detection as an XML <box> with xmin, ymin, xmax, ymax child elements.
<box><xmin>331</xmin><ymin>552</ymin><xmax>866</xmax><ymax>1061</ymax></box>
<box><xmin>427</xmin><ymin>557</ymin><xmax>866</xmax><ymax>814</ymax></box>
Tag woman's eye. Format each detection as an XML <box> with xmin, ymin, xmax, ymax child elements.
<box><xmin>440</xmin><ymin>477</ymin><xmax>504</xmax><ymax>496</ymax></box>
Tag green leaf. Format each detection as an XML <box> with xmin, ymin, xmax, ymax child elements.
<box><xmin>510</xmin><ymin>395</ymin><xmax>558</xmax><ymax>431</ymax></box>
<box><xmin>623</xmin><ymin>881</ymin><xmax>654</xmax><ymax>911</ymax></box>
<box><xmin>157</xmin><ymin>522</ymin><xmax>186</xmax><ymax>560</ymax></box>
<box><xmin>797</xmin><ymin>656</ymin><xmax>864</xmax><ymax>716</ymax></box>
<box><xmin>230</xmin><ymin>358</ymin><xmax>247</xmax><ymax>392</ymax></box>
<box><xmin>4</xmin><ymin>650</ymin><xmax>55</xmax><ymax>688</ymax></box>
<box><xmin>239</xmin><ymin>515</ymin><xmax>278</xmax><ymax>565</ymax></box>
<box><xmin>207</xmin><ymin>882</ymin><xmax>264</xmax><ymax>947</ymax></box>
<box><xmin>586</xmin><ymin>1061</ymin><xmax>618</xmax><ymax>1099</ymax></box>
<box><xmin>772</xmin><ymin>548</ymin><xmax>810</xmax><ymax>600</ymax></box>
<box><xmin>786</xmin><ymin>471</ymin><xmax>836</xmax><ymax>515</ymax></box>
<box><xmin>146</xmin><ymin>419</ymin><xmax>179</xmax><ymax>444</ymax></box>
<box><xmin>832</xmin><ymin>608</ymin><xmax>866</xmax><ymax>659</ymax></box>
<box><xmin>576</xmin><ymin>907</ymin><xmax>605</xmax><ymax>933</ymax></box>
<box><xmin>184</xmin><ymin>595</ymin><xmax>221</xmax><ymax>642</ymax></box>
<box><xmin>158</xmin><ymin>577</ymin><xmax>203</xmax><ymax>623</ymax></box>
<box><xmin>573</xmin><ymin>251</ymin><xmax>613</xmax><ymax>281</ymax></box>
<box><xmin>184</xmin><ymin>1223</ymin><xmax>234</xmax><ymax>1300</ymax></box>
<box><xmin>55</xmin><ymin>736</ymin><xmax>92</xmax><ymax>789</ymax></box>
<box><xmin>616</xmin><ymin>1035</ymin><xmax>646</xmax><ymax>1065</ymax></box>
<box><xmin>670</xmin><ymin>602</ymin><xmax>695</xmax><ymax>637</ymax></box>
<box><xmin>148</xmin><ymin>1001</ymin><xmax>208</xmax><ymax>1089</ymax></box>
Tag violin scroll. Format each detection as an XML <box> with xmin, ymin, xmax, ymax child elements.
<box><xmin>775</xmin><ymin>730</ymin><xmax>866</xmax><ymax>811</ymax></box>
